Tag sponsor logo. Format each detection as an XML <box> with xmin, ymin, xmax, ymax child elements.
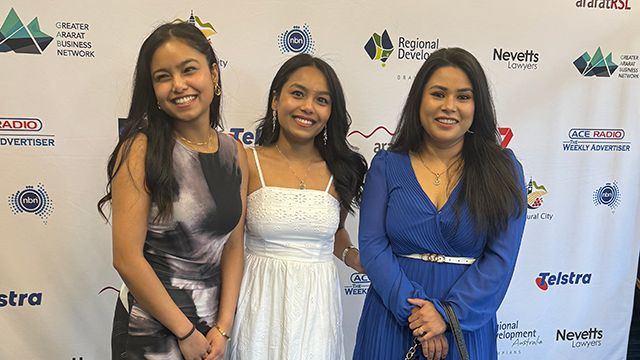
<box><xmin>348</xmin><ymin>126</ymin><xmax>394</xmax><ymax>155</ymax></box>
<box><xmin>526</xmin><ymin>178</ymin><xmax>553</xmax><ymax>221</ymax></box>
<box><xmin>278</xmin><ymin>24</ymin><xmax>315</xmax><ymax>55</ymax></box>
<box><xmin>574</xmin><ymin>47</ymin><xmax>618</xmax><ymax>77</ymax></box>
<box><xmin>364</xmin><ymin>30</ymin><xmax>393</xmax><ymax>67</ymax></box>
<box><xmin>0</xmin><ymin>117</ymin><xmax>56</xmax><ymax>147</ymax></box>
<box><xmin>556</xmin><ymin>327</ymin><xmax>603</xmax><ymax>348</ymax></box>
<box><xmin>618</xmin><ymin>54</ymin><xmax>639</xmax><ymax>79</ymax></box>
<box><xmin>593</xmin><ymin>181</ymin><xmax>621</xmax><ymax>212</ymax></box>
<box><xmin>535</xmin><ymin>271</ymin><xmax>592</xmax><ymax>290</ymax></box>
<box><xmin>562</xmin><ymin>128</ymin><xmax>630</xmax><ymax>152</ymax></box>
<box><xmin>499</xmin><ymin>128</ymin><xmax>513</xmax><ymax>148</ymax></box>
<box><xmin>344</xmin><ymin>272</ymin><xmax>370</xmax><ymax>296</ymax></box>
<box><xmin>228</xmin><ymin>128</ymin><xmax>261</xmax><ymax>146</ymax></box>
<box><xmin>496</xmin><ymin>320</ymin><xmax>542</xmax><ymax>354</ymax></box>
<box><xmin>493</xmin><ymin>48</ymin><xmax>539</xmax><ymax>71</ymax></box>
<box><xmin>0</xmin><ymin>8</ymin><xmax>52</xmax><ymax>54</ymax></box>
<box><xmin>364</xmin><ymin>29</ymin><xmax>440</xmax><ymax>71</ymax></box>
<box><xmin>576</xmin><ymin>0</ymin><xmax>631</xmax><ymax>10</ymax></box>
<box><xmin>55</xmin><ymin>20</ymin><xmax>93</xmax><ymax>57</ymax></box>
<box><xmin>0</xmin><ymin>290</ymin><xmax>43</xmax><ymax>307</ymax></box>
<box><xmin>8</xmin><ymin>183</ymin><xmax>54</xmax><ymax>224</ymax></box>
<box><xmin>173</xmin><ymin>10</ymin><xmax>227</xmax><ymax>69</ymax></box>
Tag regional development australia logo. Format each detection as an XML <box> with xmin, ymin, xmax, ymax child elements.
<box><xmin>574</xmin><ymin>47</ymin><xmax>618</xmax><ymax>77</ymax></box>
<box><xmin>0</xmin><ymin>8</ymin><xmax>52</xmax><ymax>54</ymax></box>
<box><xmin>364</xmin><ymin>30</ymin><xmax>394</xmax><ymax>67</ymax></box>
<box><xmin>278</xmin><ymin>24</ymin><xmax>315</xmax><ymax>54</ymax></box>
<box><xmin>8</xmin><ymin>183</ymin><xmax>54</xmax><ymax>224</ymax></box>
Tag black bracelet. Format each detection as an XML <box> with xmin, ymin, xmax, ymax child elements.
<box><xmin>177</xmin><ymin>323</ymin><xmax>196</xmax><ymax>341</ymax></box>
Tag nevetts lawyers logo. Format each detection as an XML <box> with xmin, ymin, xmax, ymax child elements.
<box><xmin>493</xmin><ymin>48</ymin><xmax>539</xmax><ymax>71</ymax></box>
<box><xmin>535</xmin><ymin>271</ymin><xmax>592</xmax><ymax>291</ymax></box>
<box><xmin>556</xmin><ymin>327</ymin><xmax>603</xmax><ymax>349</ymax></box>
<box><xmin>576</xmin><ymin>0</ymin><xmax>631</xmax><ymax>10</ymax></box>
<box><xmin>364</xmin><ymin>30</ymin><xmax>393</xmax><ymax>67</ymax></box>
<box><xmin>8</xmin><ymin>183</ymin><xmax>54</xmax><ymax>224</ymax></box>
<box><xmin>344</xmin><ymin>273</ymin><xmax>370</xmax><ymax>296</ymax></box>
<box><xmin>562</xmin><ymin>128</ymin><xmax>630</xmax><ymax>152</ymax></box>
<box><xmin>574</xmin><ymin>47</ymin><xmax>618</xmax><ymax>77</ymax></box>
<box><xmin>278</xmin><ymin>24</ymin><xmax>315</xmax><ymax>55</ymax></box>
<box><xmin>0</xmin><ymin>117</ymin><xmax>56</xmax><ymax>147</ymax></box>
<box><xmin>593</xmin><ymin>181</ymin><xmax>621</xmax><ymax>212</ymax></box>
<box><xmin>0</xmin><ymin>8</ymin><xmax>52</xmax><ymax>54</ymax></box>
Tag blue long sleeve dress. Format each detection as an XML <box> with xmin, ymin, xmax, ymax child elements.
<box><xmin>353</xmin><ymin>149</ymin><xmax>526</xmax><ymax>360</ymax></box>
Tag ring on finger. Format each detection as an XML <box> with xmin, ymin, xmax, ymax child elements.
<box><xmin>417</xmin><ymin>326</ymin><xmax>425</xmax><ymax>336</ymax></box>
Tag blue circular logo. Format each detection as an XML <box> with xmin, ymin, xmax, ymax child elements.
<box><xmin>286</xmin><ymin>30</ymin><xmax>306</xmax><ymax>52</ymax></box>
<box><xmin>598</xmin><ymin>185</ymin><xmax>615</xmax><ymax>205</ymax></box>
<box><xmin>17</xmin><ymin>189</ymin><xmax>43</xmax><ymax>213</ymax></box>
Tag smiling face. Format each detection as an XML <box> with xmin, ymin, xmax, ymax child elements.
<box><xmin>150</xmin><ymin>38</ymin><xmax>218</xmax><ymax>126</ymax></box>
<box><xmin>272</xmin><ymin>66</ymin><xmax>331</xmax><ymax>144</ymax></box>
<box><xmin>419</xmin><ymin>66</ymin><xmax>475</xmax><ymax>150</ymax></box>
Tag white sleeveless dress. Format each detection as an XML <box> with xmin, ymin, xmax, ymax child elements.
<box><xmin>226</xmin><ymin>148</ymin><xmax>345</xmax><ymax>360</ymax></box>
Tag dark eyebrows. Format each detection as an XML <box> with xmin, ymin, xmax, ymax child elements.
<box><xmin>289</xmin><ymin>83</ymin><xmax>331</xmax><ymax>97</ymax></box>
<box><xmin>151</xmin><ymin>58</ymin><xmax>200</xmax><ymax>76</ymax></box>
<box><xmin>429</xmin><ymin>85</ymin><xmax>474</xmax><ymax>93</ymax></box>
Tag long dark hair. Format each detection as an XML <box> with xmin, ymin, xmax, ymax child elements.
<box><xmin>257</xmin><ymin>54</ymin><xmax>367</xmax><ymax>212</ymax></box>
<box><xmin>390</xmin><ymin>47</ymin><xmax>525</xmax><ymax>240</ymax></box>
<box><xmin>98</xmin><ymin>22</ymin><xmax>222</xmax><ymax>220</ymax></box>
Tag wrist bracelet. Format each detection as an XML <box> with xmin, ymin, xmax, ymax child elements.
<box><xmin>342</xmin><ymin>245</ymin><xmax>358</xmax><ymax>264</ymax></box>
<box><xmin>177</xmin><ymin>323</ymin><xmax>196</xmax><ymax>341</ymax></box>
<box><xmin>213</xmin><ymin>323</ymin><xmax>231</xmax><ymax>341</ymax></box>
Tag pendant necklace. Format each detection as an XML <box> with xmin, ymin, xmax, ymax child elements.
<box><xmin>417</xmin><ymin>151</ymin><xmax>451</xmax><ymax>186</ymax></box>
<box><xmin>175</xmin><ymin>128</ymin><xmax>213</xmax><ymax>151</ymax></box>
<box><xmin>276</xmin><ymin>144</ymin><xmax>313</xmax><ymax>190</ymax></box>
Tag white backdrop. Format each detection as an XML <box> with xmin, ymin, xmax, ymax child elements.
<box><xmin>1</xmin><ymin>1</ymin><xmax>639</xmax><ymax>359</ymax></box>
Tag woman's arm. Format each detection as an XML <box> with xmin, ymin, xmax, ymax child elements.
<box><xmin>333</xmin><ymin>207</ymin><xmax>365</xmax><ymax>274</ymax></box>
<box><xmin>111</xmin><ymin>134</ymin><xmax>210</xmax><ymax>359</ymax></box>
<box><xmin>359</xmin><ymin>151</ymin><xmax>430</xmax><ymax>325</ymax></box>
<box><xmin>205</xmin><ymin>140</ymin><xmax>248</xmax><ymax>360</ymax></box>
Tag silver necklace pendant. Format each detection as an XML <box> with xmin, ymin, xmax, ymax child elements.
<box><xmin>433</xmin><ymin>175</ymin><xmax>441</xmax><ymax>186</ymax></box>
<box><xmin>299</xmin><ymin>183</ymin><xmax>306</xmax><ymax>190</ymax></box>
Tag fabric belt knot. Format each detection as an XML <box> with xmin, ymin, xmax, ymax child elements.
<box><xmin>398</xmin><ymin>253</ymin><xmax>476</xmax><ymax>265</ymax></box>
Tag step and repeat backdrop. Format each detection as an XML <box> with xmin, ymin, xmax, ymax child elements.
<box><xmin>1</xmin><ymin>1</ymin><xmax>639</xmax><ymax>359</ymax></box>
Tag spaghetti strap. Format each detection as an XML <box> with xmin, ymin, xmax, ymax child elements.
<box><xmin>325</xmin><ymin>175</ymin><xmax>334</xmax><ymax>192</ymax></box>
<box><xmin>251</xmin><ymin>148</ymin><xmax>266</xmax><ymax>188</ymax></box>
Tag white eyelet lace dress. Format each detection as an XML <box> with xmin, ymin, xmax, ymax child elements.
<box><xmin>226</xmin><ymin>148</ymin><xmax>345</xmax><ymax>360</ymax></box>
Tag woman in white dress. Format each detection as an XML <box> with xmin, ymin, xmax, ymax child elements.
<box><xmin>226</xmin><ymin>54</ymin><xmax>367</xmax><ymax>359</ymax></box>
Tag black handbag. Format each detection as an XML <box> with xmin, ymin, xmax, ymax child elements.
<box><xmin>403</xmin><ymin>302</ymin><xmax>470</xmax><ymax>360</ymax></box>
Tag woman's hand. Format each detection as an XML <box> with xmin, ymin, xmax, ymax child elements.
<box><xmin>203</xmin><ymin>326</ymin><xmax>229</xmax><ymax>360</ymax></box>
<box><xmin>345</xmin><ymin>247</ymin><xmax>366</xmax><ymax>274</ymax></box>
<box><xmin>421</xmin><ymin>333</ymin><xmax>448</xmax><ymax>360</ymax></box>
<box><xmin>407</xmin><ymin>298</ymin><xmax>447</xmax><ymax>340</ymax></box>
<box><xmin>178</xmin><ymin>329</ymin><xmax>211</xmax><ymax>360</ymax></box>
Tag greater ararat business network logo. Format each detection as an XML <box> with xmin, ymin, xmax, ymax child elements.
<box><xmin>593</xmin><ymin>181</ymin><xmax>621</xmax><ymax>212</ymax></box>
<box><xmin>173</xmin><ymin>10</ymin><xmax>217</xmax><ymax>39</ymax></box>
<box><xmin>8</xmin><ymin>183</ymin><xmax>54</xmax><ymax>224</ymax></box>
<box><xmin>574</xmin><ymin>47</ymin><xmax>618</xmax><ymax>77</ymax></box>
<box><xmin>278</xmin><ymin>24</ymin><xmax>315</xmax><ymax>54</ymax></box>
<box><xmin>364</xmin><ymin>30</ymin><xmax>394</xmax><ymax>67</ymax></box>
<box><xmin>0</xmin><ymin>8</ymin><xmax>52</xmax><ymax>54</ymax></box>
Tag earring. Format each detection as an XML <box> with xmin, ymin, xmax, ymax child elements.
<box><xmin>272</xmin><ymin>111</ymin><xmax>277</xmax><ymax>132</ymax></box>
<box><xmin>323</xmin><ymin>126</ymin><xmax>328</xmax><ymax>146</ymax></box>
<box><xmin>467</xmin><ymin>129</ymin><xmax>474</xmax><ymax>134</ymax></box>
<box><xmin>214</xmin><ymin>83</ymin><xmax>221</xmax><ymax>96</ymax></box>
<box><xmin>157</xmin><ymin>102</ymin><xmax>162</xmax><ymax>111</ymax></box>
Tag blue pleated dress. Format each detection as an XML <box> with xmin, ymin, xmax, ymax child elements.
<box><xmin>353</xmin><ymin>150</ymin><xmax>526</xmax><ymax>360</ymax></box>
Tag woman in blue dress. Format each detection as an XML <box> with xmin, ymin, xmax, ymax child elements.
<box><xmin>353</xmin><ymin>48</ymin><xmax>527</xmax><ymax>360</ymax></box>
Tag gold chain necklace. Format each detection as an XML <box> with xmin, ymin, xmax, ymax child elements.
<box><xmin>175</xmin><ymin>129</ymin><xmax>213</xmax><ymax>150</ymax></box>
<box><xmin>417</xmin><ymin>151</ymin><xmax>453</xmax><ymax>186</ymax></box>
<box><xmin>276</xmin><ymin>144</ymin><xmax>313</xmax><ymax>190</ymax></box>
